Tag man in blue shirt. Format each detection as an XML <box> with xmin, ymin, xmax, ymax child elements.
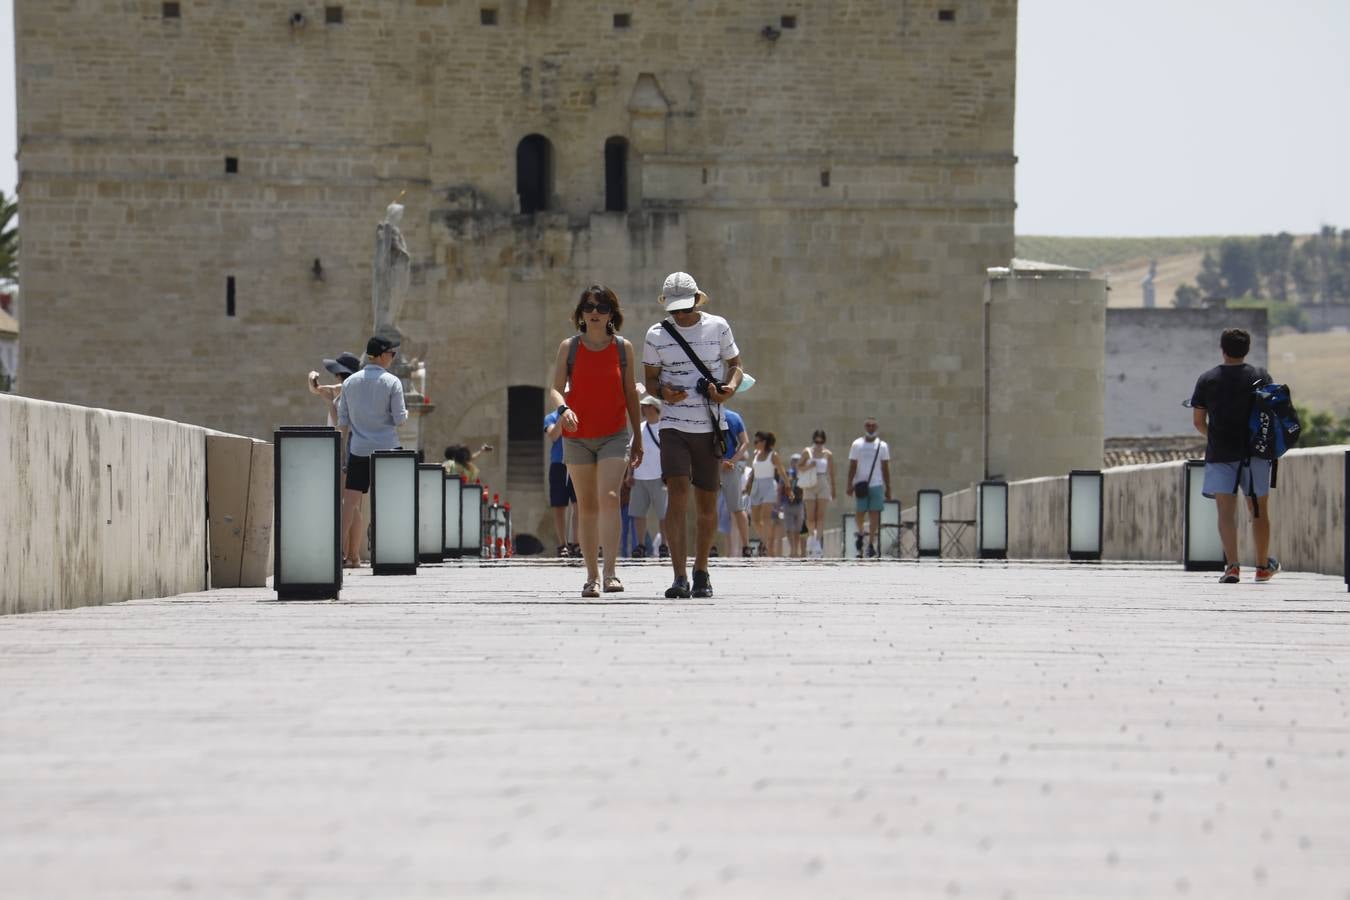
<box><xmin>336</xmin><ymin>336</ymin><xmax>408</xmax><ymax>567</ymax></box>
<box><xmin>717</xmin><ymin>409</ymin><xmax>750</xmax><ymax>557</ymax></box>
<box><xmin>543</xmin><ymin>408</ymin><xmax>577</xmax><ymax>556</ymax></box>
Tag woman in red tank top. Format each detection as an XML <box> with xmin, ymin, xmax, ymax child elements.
<box><xmin>548</xmin><ymin>284</ymin><xmax>643</xmax><ymax>598</ymax></box>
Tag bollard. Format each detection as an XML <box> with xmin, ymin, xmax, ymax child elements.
<box><xmin>1067</xmin><ymin>470</ymin><xmax>1104</xmax><ymax>562</ymax></box>
<box><xmin>1182</xmin><ymin>460</ymin><xmax>1224</xmax><ymax>571</ymax></box>
<box><xmin>370</xmin><ymin>450</ymin><xmax>419</xmax><ymax>576</ymax></box>
<box><xmin>978</xmin><ymin>480</ymin><xmax>1008</xmax><ymax>560</ymax></box>
<box><xmin>460</xmin><ymin>483</ymin><xmax>484</xmax><ymax>560</ymax></box>
<box><xmin>272</xmin><ymin>426</ymin><xmax>342</xmax><ymax>601</ymax></box>
<box><xmin>503</xmin><ymin>503</ymin><xmax>514</xmax><ymax>557</ymax></box>
<box><xmin>443</xmin><ymin>472</ymin><xmax>463</xmax><ymax>560</ymax></box>
<box><xmin>417</xmin><ymin>464</ymin><xmax>444</xmax><ymax>564</ymax></box>
<box><xmin>916</xmin><ymin>489</ymin><xmax>942</xmax><ymax>557</ymax></box>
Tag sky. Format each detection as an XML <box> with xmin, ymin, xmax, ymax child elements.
<box><xmin>0</xmin><ymin>0</ymin><xmax>1347</xmax><ymax>237</ymax></box>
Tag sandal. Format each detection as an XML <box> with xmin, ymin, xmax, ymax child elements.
<box><xmin>581</xmin><ymin>580</ymin><xmax>600</xmax><ymax>599</ymax></box>
<box><xmin>603</xmin><ymin>575</ymin><xmax>624</xmax><ymax>593</ymax></box>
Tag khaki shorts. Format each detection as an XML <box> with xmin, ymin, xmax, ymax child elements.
<box><xmin>802</xmin><ymin>480</ymin><xmax>832</xmax><ymax>502</ymax></box>
<box><xmin>628</xmin><ymin>477</ymin><xmax>667</xmax><ymax>519</ymax></box>
<box><xmin>661</xmin><ymin>429</ymin><xmax>722</xmax><ymax>493</ymax></box>
<box><xmin>563</xmin><ymin>429</ymin><xmax>630</xmax><ymax>465</ymax></box>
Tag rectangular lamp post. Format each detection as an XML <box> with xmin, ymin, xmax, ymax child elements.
<box><xmin>917</xmin><ymin>489</ymin><xmax>942</xmax><ymax>558</ymax></box>
<box><xmin>461</xmin><ymin>482</ymin><xmax>484</xmax><ymax>559</ymax></box>
<box><xmin>879</xmin><ymin>498</ymin><xmax>902</xmax><ymax>558</ymax></box>
<box><xmin>1345</xmin><ymin>451</ymin><xmax>1348</xmax><ymax>593</ymax></box>
<box><xmin>1183</xmin><ymin>460</ymin><xmax>1224</xmax><ymax>571</ymax></box>
<box><xmin>272</xmin><ymin>426</ymin><xmax>341</xmax><ymax>601</ymax></box>
<box><xmin>1068</xmin><ymin>469</ymin><xmax>1104</xmax><ymax>562</ymax></box>
<box><xmin>417</xmin><ymin>464</ymin><xmax>444</xmax><ymax>564</ymax></box>
<box><xmin>443</xmin><ymin>473</ymin><xmax>463</xmax><ymax>560</ymax></box>
<box><xmin>370</xmin><ymin>450</ymin><xmax>418</xmax><ymax>576</ymax></box>
<box><xmin>978</xmin><ymin>480</ymin><xmax>1009</xmax><ymax>560</ymax></box>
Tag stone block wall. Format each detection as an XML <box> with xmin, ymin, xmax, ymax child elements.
<box><xmin>16</xmin><ymin>0</ymin><xmax>1018</xmax><ymax>540</ymax></box>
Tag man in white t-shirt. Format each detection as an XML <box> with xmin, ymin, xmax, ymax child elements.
<box><xmin>643</xmin><ymin>271</ymin><xmax>744</xmax><ymax>599</ymax></box>
<box><xmin>626</xmin><ymin>394</ymin><xmax>668</xmax><ymax>557</ymax></box>
<box><xmin>846</xmin><ymin>416</ymin><xmax>892</xmax><ymax>559</ymax></box>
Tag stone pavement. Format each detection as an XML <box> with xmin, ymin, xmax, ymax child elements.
<box><xmin>1</xmin><ymin>560</ymin><xmax>1348</xmax><ymax>900</ymax></box>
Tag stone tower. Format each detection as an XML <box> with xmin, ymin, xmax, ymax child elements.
<box><xmin>16</xmin><ymin>0</ymin><xmax>1021</xmax><ymax>537</ymax></box>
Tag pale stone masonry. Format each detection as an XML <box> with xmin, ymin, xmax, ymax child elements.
<box><xmin>15</xmin><ymin>0</ymin><xmax>1039</xmax><ymax>536</ymax></box>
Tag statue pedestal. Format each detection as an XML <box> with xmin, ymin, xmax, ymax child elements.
<box><xmin>398</xmin><ymin>395</ymin><xmax>435</xmax><ymax>455</ymax></box>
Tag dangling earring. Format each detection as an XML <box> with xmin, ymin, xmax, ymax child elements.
<box><xmin>606</xmin><ymin>321</ymin><xmax>615</xmax><ymax>335</ymax></box>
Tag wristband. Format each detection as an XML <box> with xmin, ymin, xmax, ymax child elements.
<box><xmin>556</xmin><ymin>404</ymin><xmax>570</xmax><ymax>417</ymax></box>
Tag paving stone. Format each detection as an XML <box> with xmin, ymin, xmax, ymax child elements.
<box><xmin>0</xmin><ymin>560</ymin><xmax>1347</xmax><ymax>899</ymax></box>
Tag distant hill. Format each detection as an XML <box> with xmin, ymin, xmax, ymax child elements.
<box><xmin>1016</xmin><ymin>235</ymin><xmax>1246</xmax><ymax>309</ymax></box>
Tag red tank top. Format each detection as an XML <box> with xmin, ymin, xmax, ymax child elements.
<box><xmin>565</xmin><ymin>338</ymin><xmax>628</xmax><ymax>439</ymax></box>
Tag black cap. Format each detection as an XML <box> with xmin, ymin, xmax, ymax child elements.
<box><xmin>366</xmin><ymin>335</ymin><xmax>400</xmax><ymax>357</ymax></box>
<box><xmin>322</xmin><ymin>351</ymin><xmax>361</xmax><ymax>376</ymax></box>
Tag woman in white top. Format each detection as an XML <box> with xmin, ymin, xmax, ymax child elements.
<box><xmin>797</xmin><ymin>429</ymin><xmax>836</xmax><ymax>558</ymax></box>
<box><xmin>744</xmin><ymin>431</ymin><xmax>791</xmax><ymax>556</ymax></box>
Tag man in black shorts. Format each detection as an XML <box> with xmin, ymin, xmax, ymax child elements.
<box><xmin>643</xmin><ymin>272</ymin><xmax>744</xmax><ymax>598</ymax></box>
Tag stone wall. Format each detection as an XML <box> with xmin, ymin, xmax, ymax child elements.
<box><xmin>987</xmin><ymin>264</ymin><xmax>1107</xmax><ymax>480</ymax></box>
<box><xmin>1105</xmin><ymin>307</ymin><xmax>1268</xmax><ymax>438</ymax></box>
<box><xmin>907</xmin><ymin>446</ymin><xmax>1348</xmax><ymax>576</ymax></box>
<box><xmin>16</xmin><ymin>0</ymin><xmax>1018</xmax><ymax>540</ymax></box>
<box><xmin>0</xmin><ymin>394</ymin><xmax>209</xmax><ymax>614</ymax></box>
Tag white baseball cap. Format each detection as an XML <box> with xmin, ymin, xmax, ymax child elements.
<box><xmin>661</xmin><ymin>271</ymin><xmax>701</xmax><ymax>312</ymax></box>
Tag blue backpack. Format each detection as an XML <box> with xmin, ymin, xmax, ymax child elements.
<box><xmin>1235</xmin><ymin>381</ymin><xmax>1301</xmax><ymax>509</ymax></box>
<box><xmin>1247</xmin><ymin>381</ymin><xmax>1301</xmax><ymax>461</ymax></box>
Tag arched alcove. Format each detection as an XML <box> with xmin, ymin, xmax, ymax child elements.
<box><xmin>604</xmin><ymin>136</ymin><xmax>628</xmax><ymax>212</ymax></box>
<box><xmin>516</xmin><ymin>134</ymin><xmax>554</xmax><ymax>214</ymax></box>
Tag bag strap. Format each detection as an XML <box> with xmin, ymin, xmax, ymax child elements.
<box><xmin>864</xmin><ymin>441</ymin><xmax>881</xmax><ymax>483</ymax></box>
<box><xmin>645</xmin><ymin>422</ymin><xmax>661</xmax><ymax>448</ymax></box>
<box><xmin>659</xmin><ymin>320</ymin><xmax>720</xmax><ymax>388</ymax></box>
<box><xmin>659</xmin><ymin>319</ymin><xmax>723</xmax><ymax>432</ymax></box>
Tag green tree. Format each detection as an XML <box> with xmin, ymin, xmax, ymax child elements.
<box><xmin>1296</xmin><ymin>406</ymin><xmax>1350</xmax><ymax>448</ymax></box>
<box><xmin>1196</xmin><ymin>250</ymin><xmax>1224</xmax><ymax>297</ymax></box>
<box><xmin>1255</xmin><ymin>232</ymin><xmax>1294</xmax><ymax>301</ymax></box>
<box><xmin>0</xmin><ymin>190</ymin><xmax>16</xmax><ymax>283</ymax></box>
<box><xmin>1173</xmin><ymin>283</ymin><xmax>1202</xmax><ymax>308</ymax></box>
<box><xmin>1217</xmin><ymin>238</ymin><xmax>1260</xmax><ymax>298</ymax></box>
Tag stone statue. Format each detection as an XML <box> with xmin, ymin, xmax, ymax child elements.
<box><xmin>1141</xmin><ymin>258</ymin><xmax>1157</xmax><ymax>309</ymax></box>
<box><xmin>372</xmin><ymin>201</ymin><xmax>411</xmax><ymax>344</ymax></box>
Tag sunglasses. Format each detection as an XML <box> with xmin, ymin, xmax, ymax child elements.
<box><xmin>580</xmin><ymin>302</ymin><xmax>613</xmax><ymax>315</ymax></box>
<box><xmin>813</xmin><ymin>439</ymin><xmax>825</xmax><ymax>444</ymax></box>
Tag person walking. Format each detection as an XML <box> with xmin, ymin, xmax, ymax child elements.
<box><xmin>846</xmin><ymin>416</ymin><xmax>891</xmax><ymax>559</ymax></box>
<box><xmin>543</xmin><ymin>407</ymin><xmax>578</xmax><ymax>557</ymax></box>
<box><xmin>718</xmin><ymin>408</ymin><xmax>751</xmax><ymax>557</ymax></box>
<box><xmin>643</xmin><ymin>271</ymin><xmax>744</xmax><ymax>598</ymax></box>
<box><xmin>746</xmin><ymin>431</ymin><xmax>791</xmax><ymax>556</ymax></box>
<box><xmin>797</xmin><ymin>429</ymin><xmax>836</xmax><ymax>558</ymax></box>
<box><xmin>783</xmin><ymin>453</ymin><xmax>807</xmax><ymax>557</ymax></box>
<box><xmin>549</xmin><ymin>284</ymin><xmax>643</xmax><ymax>598</ymax></box>
<box><xmin>1189</xmin><ymin>327</ymin><xmax>1281</xmax><ymax>584</ymax></box>
<box><xmin>336</xmin><ymin>336</ymin><xmax>408</xmax><ymax>568</ymax></box>
<box><xmin>626</xmin><ymin>394</ymin><xmax>668</xmax><ymax>558</ymax></box>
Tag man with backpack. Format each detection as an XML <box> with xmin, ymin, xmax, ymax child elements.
<box><xmin>1189</xmin><ymin>327</ymin><xmax>1290</xmax><ymax>584</ymax></box>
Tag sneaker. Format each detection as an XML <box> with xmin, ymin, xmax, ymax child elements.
<box><xmin>1218</xmin><ymin>565</ymin><xmax>1240</xmax><ymax>584</ymax></box>
<box><xmin>658</xmin><ymin>544</ymin><xmax>670</xmax><ymax>559</ymax></box>
<box><xmin>742</xmin><ymin>546</ymin><xmax>752</xmax><ymax>558</ymax></box>
<box><xmin>854</xmin><ymin>532</ymin><xmax>864</xmax><ymax>555</ymax></box>
<box><xmin>665</xmin><ymin>576</ymin><xmax>691</xmax><ymax>599</ymax></box>
<box><xmin>691</xmin><ymin>569</ymin><xmax>714</xmax><ymax>598</ymax></box>
<box><xmin>632</xmin><ymin>545</ymin><xmax>647</xmax><ymax>559</ymax></box>
<box><xmin>557</xmin><ymin>544</ymin><xmax>569</xmax><ymax>558</ymax></box>
<box><xmin>709</xmin><ymin>545</ymin><xmax>720</xmax><ymax>558</ymax></box>
<box><xmin>1255</xmin><ymin>557</ymin><xmax>1281</xmax><ymax>583</ymax></box>
<box><xmin>567</xmin><ymin>543</ymin><xmax>581</xmax><ymax>558</ymax></box>
<box><xmin>866</xmin><ymin>543</ymin><xmax>878</xmax><ymax>559</ymax></box>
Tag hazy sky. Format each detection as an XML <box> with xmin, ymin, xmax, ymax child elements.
<box><xmin>0</xmin><ymin>0</ymin><xmax>1347</xmax><ymax>237</ymax></box>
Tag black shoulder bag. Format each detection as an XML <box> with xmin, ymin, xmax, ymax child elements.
<box><xmin>659</xmin><ymin>320</ymin><xmax>731</xmax><ymax>457</ymax></box>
